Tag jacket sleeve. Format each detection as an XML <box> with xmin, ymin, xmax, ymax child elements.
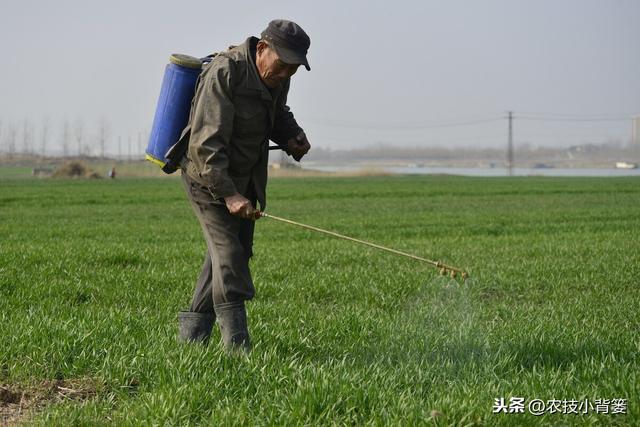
<box><xmin>269</xmin><ymin>78</ymin><xmax>303</xmax><ymax>147</ymax></box>
<box><xmin>187</xmin><ymin>57</ymin><xmax>237</xmax><ymax>198</ymax></box>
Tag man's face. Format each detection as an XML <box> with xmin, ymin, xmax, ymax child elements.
<box><xmin>256</xmin><ymin>41</ymin><xmax>300</xmax><ymax>89</ymax></box>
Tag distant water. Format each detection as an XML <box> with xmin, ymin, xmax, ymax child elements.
<box><xmin>304</xmin><ymin>165</ymin><xmax>640</xmax><ymax>177</ymax></box>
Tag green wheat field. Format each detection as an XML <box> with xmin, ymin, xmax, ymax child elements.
<box><xmin>1</xmin><ymin>169</ymin><xmax>638</xmax><ymax>426</ymax></box>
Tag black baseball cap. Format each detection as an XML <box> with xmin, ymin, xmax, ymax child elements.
<box><xmin>261</xmin><ymin>19</ymin><xmax>311</xmax><ymax>71</ymax></box>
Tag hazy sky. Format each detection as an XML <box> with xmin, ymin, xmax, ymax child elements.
<box><xmin>1</xmin><ymin>0</ymin><xmax>639</xmax><ymax>154</ymax></box>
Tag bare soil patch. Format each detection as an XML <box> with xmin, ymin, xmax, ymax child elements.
<box><xmin>0</xmin><ymin>378</ymin><xmax>100</xmax><ymax>426</ymax></box>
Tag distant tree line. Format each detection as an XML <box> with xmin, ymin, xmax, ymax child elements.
<box><xmin>0</xmin><ymin>117</ymin><xmax>148</xmax><ymax>160</ymax></box>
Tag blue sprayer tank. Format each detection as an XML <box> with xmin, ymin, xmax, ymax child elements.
<box><xmin>145</xmin><ymin>54</ymin><xmax>203</xmax><ymax>173</ymax></box>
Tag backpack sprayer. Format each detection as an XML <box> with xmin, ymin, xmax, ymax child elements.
<box><xmin>147</xmin><ymin>54</ymin><xmax>468</xmax><ymax>280</ymax></box>
<box><xmin>145</xmin><ymin>54</ymin><xmax>284</xmax><ymax>174</ymax></box>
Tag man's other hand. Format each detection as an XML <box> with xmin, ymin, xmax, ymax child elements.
<box><xmin>287</xmin><ymin>131</ymin><xmax>311</xmax><ymax>161</ymax></box>
<box><xmin>224</xmin><ymin>193</ymin><xmax>259</xmax><ymax>219</ymax></box>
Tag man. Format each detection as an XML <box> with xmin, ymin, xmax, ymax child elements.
<box><xmin>176</xmin><ymin>20</ymin><xmax>311</xmax><ymax>352</ymax></box>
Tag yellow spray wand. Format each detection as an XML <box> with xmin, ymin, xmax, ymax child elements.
<box><xmin>252</xmin><ymin>210</ymin><xmax>468</xmax><ymax>280</ymax></box>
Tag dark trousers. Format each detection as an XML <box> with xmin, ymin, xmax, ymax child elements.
<box><xmin>181</xmin><ymin>172</ymin><xmax>256</xmax><ymax>313</ymax></box>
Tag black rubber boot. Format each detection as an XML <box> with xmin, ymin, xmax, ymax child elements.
<box><xmin>177</xmin><ymin>311</ymin><xmax>215</xmax><ymax>343</ymax></box>
<box><xmin>214</xmin><ymin>301</ymin><xmax>251</xmax><ymax>353</ymax></box>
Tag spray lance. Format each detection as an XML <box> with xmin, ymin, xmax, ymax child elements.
<box><xmin>234</xmin><ymin>140</ymin><xmax>467</xmax><ymax>278</ymax></box>
<box><xmin>246</xmin><ymin>209</ymin><xmax>469</xmax><ymax>280</ymax></box>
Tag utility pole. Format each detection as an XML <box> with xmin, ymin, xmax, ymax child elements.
<box><xmin>507</xmin><ymin>111</ymin><xmax>514</xmax><ymax>176</ymax></box>
<box><xmin>118</xmin><ymin>136</ymin><xmax>122</xmax><ymax>160</ymax></box>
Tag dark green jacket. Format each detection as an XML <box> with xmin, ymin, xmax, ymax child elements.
<box><xmin>180</xmin><ymin>37</ymin><xmax>302</xmax><ymax>209</ymax></box>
